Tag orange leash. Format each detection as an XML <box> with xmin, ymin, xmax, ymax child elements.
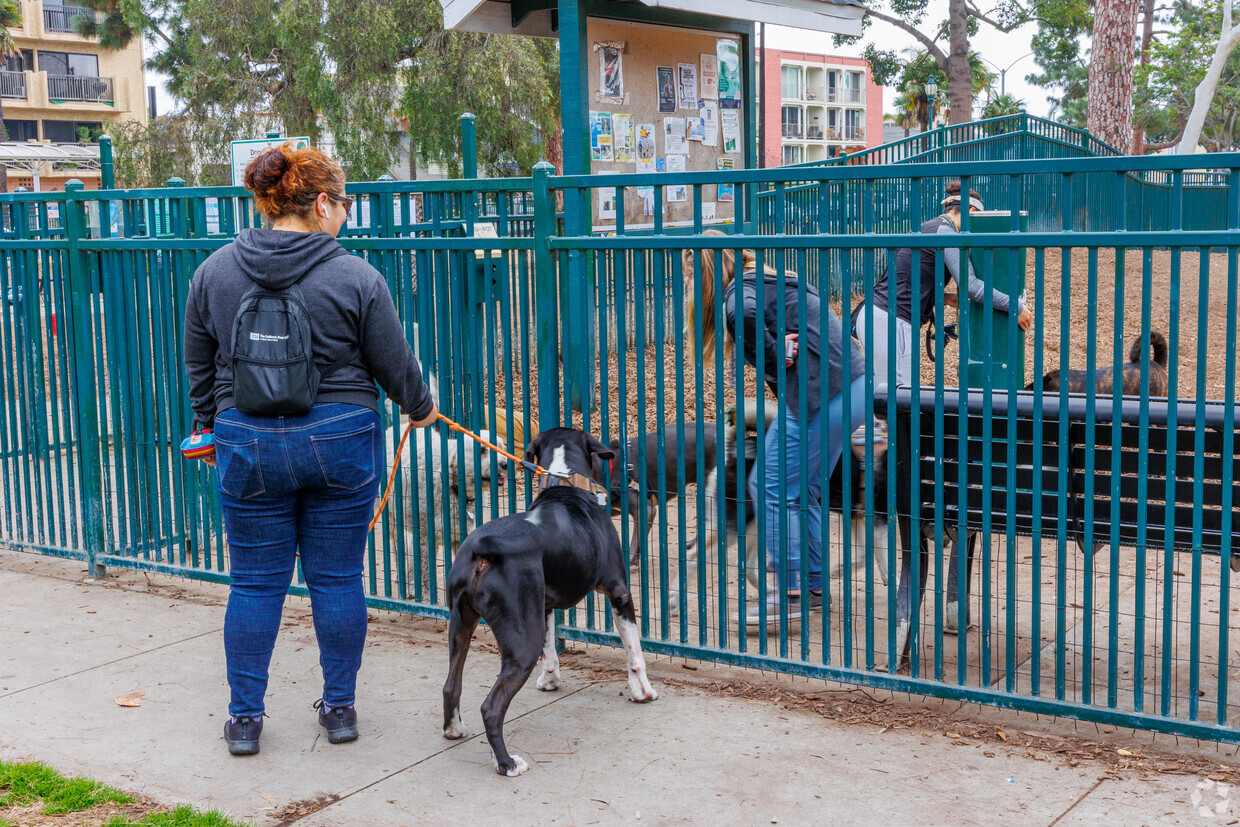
<box><xmin>368</xmin><ymin>411</ymin><xmax>557</xmax><ymax>532</ymax></box>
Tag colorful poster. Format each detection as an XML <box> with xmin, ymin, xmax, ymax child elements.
<box><xmin>657</xmin><ymin>66</ymin><xmax>676</xmax><ymax>113</ymax></box>
<box><xmin>687</xmin><ymin>117</ymin><xmax>705</xmax><ymax>143</ymax></box>
<box><xmin>613</xmin><ymin>114</ymin><xmax>635</xmax><ymax>163</ymax></box>
<box><xmin>721</xmin><ymin>110</ymin><xmax>740</xmax><ymax>154</ymax></box>
<box><xmin>598</xmin><ymin>44</ymin><xmax>624</xmax><ymax>98</ymax></box>
<box><xmin>678</xmin><ymin>63</ymin><xmax>698</xmax><ymax>110</ymax></box>
<box><xmin>598</xmin><ymin>187</ymin><xmax>618</xmax><ymax>219</ymax></box>
<box><xmin>666</xmin><ymin>154</ymin><xmax>687</xmax><ymax>202</ymax></box>
<box><xmin>655</xmin><ymin>158</ymin><xmax>666</xmax><ymax>172</ymax></box>
<box><xmin>663</xmin><ymin>118</ymin><xmax>687</xmax><ymax>154</ymax></box>
<box><xmin>717</xmin><ymin>39</ymin><xmax>741</xmax><ymax>109</ymax></box>
<box><xmin>700</xmin><ymin>54</ymin><xmax>719</xmax><ymax>100</ymax></box>
<box><xmin>636</xmin><ymin>123</ymin><xmax>657</xmax><ymax>172</ymax></box>
<box><xmin>590</xmin><ymin>111</ymin><xmax>613</xmax><ymax>162</ymax></box>
<box><xmin>700</xmin><ymin>102</ymin><xmax>719</xmax><ymax>147</ymax></box>
<box><xmin>717</xmin><ymin>158</ymin><xmax>734</xmax><ymax>202</ymax></box>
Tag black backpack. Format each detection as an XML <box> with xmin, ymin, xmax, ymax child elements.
<box><xmin>230</xmin><ymin>277</ymin><xmax>354</xmax><ymax>416</ymax></box>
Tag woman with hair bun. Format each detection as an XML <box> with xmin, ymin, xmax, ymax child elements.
<box><xmin>183</xmin><ymin>143</ymin><xmax>438</xmax><ymax>756</ymax></box>
<box><xmin>854</xmin><ymin>180</ymin><xmax>1034</xmax><ymax>395</ymax></box>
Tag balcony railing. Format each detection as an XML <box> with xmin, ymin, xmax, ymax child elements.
<box><xmin>842</xmin><ymin>89</ymin><xmax>863</xmax><ymax>104</ymax></box>
<box><xmin>0</xmin><ymin>71</ymin><xmax>26</xmax><ymax>99</ymax></box>
<box><xmin>43</xmin><ymin>4</ymin><xmax>96</xmax><ymax>32</ymax></box>
<box><xmin>781</xmin><ymin>123</ymin><xmax>802</xmax><ymax>139</ymax></box>
<box><xmin>843</xmin><ymin>126</ymin><xmax>865</xmax><ymax>142</ymax></box>
<box><xmin>48</xmin><ymin>74</ymin><xmax>114</xmax><ymax>103</ymax></box>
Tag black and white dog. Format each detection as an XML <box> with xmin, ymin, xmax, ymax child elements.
<box><xmin>441</xmin><ymin>428</ymin><xmax>658</xmax><ymax>777</ymax></box>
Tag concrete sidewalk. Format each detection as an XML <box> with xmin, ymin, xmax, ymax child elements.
<box><xmin>0</xmin><ymin>548</ymin><xmax>1227</xmax><ymax>826</ymax></box>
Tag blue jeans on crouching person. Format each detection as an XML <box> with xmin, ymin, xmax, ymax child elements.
<box><xmin>213</xmin><ymin>403</ymin><xmax>381</xmax><ymax>719</ymax></box>
<box><xmin>748</xmin><ymin>377</ymin><xmax>868</xmax><ymax>593</ymax></box>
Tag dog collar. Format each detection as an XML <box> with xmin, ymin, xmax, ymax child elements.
<box><xmin>538</xmin><ymin>471</ymin><xmax>609</xmax><ymax>507</ymax></box>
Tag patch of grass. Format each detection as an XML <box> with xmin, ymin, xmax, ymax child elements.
<box><xmin>105</xmin><ymin>805</ymin><xmax>248</xmax><ymax>826</ymax></box>
<box><xmin>0</xmin><ymin>760</ymin><xmax>133</xmax><ymax>814</ymax></box>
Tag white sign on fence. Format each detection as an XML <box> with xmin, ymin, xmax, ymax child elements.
<box><xmin>229</xmin><ymin>137</ymin><xmax>310</xmax><ymax>186</ymax></box>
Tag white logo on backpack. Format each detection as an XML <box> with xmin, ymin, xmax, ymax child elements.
<box><xmin>249</xmin><ymin>332</ymin><xmax>289</xmax><ymax>342</ymax></box>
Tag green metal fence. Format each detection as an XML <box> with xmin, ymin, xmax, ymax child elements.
<box><xmin>2</xmin><ymin>145</ymin><xmax>1240</xmax><ymax>744</ymax></box>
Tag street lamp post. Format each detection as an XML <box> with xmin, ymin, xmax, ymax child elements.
<box><xmin>979</xmin><ymin>51</ymin><xmax>1033</xmax><ymax>99</ymax></box>
<box><xmin>924</xmin><ymin>76</ymin><xmax>938</xmax><ymax>128</ymax></box>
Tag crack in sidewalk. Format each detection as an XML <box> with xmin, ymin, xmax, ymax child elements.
<box><xmin>1046</xmin><ymin>777</ymin><xmax>1106</xmax><ymax>826</ymax></box>
<box><xmin>286</xmin><ymin>682</ymin><xmax>599</xmax><ymax>824</ymax></box>
<box><xmin>0</xmin><ymin>628</ymin><xmax>223</xmax><ymax>700</ymax></box>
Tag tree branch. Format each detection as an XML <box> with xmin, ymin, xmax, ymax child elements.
<box><xmin>964</xmin><ymin>2</ymin><xmax>1042</xmax><ymax>31</ymax></box>
<box><xmin>865</xmin><ymin>9</ymin><xmax>949</xmax><ymax>64</ymax></box>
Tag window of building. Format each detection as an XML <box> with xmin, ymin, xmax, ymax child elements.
<box><xmin>781</xmin><ymin>105</ymin><xmax>802</xmax><ymax>138</ymax></box>
<box><xmin>3</xmin><ymin>50</ymin><xmax>34</xmax><ymax>73</ymax></box>
<box><xmin>844</xmin><ymin>109</ymin><xmax>862</xmax><ymax>140</ymax></box>
<box><xmin>3</xmin><ymin>120</ymin><xmax>38</xmax><ymax>141</ymax></box>
<box><xmin>780</xmin><ymin>65</ymin><xmax>802</xmax><ymax>100</ymax></box>
<box><xmin>37</xmin><ymin>51</ymin><xmax>100</xmax><ymax>77</ymax></box>
<box><xmin>782</xmin><ymin>144</ymin><xmax>804</xmax><ymax>165</ymax></box>
<box><xmin>846</xmin><ymin>71</ymin><xmax>864</xmax><ymax>102</ymax></box>
<box><xmin>42</xmin><ymin>119</ymin><xmax>102</xmax><ymax>143</ymax></box>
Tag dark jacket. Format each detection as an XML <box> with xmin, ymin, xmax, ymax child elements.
<box><xmin>872</xmin><ymin>214</ymin><xmax>1024</xmax><ymax>327</ymax></box>
<box><xmin>183</xmin><ymin>228</ymin><xmax>434</xmax><ymax>429</ymax></box>
<box><xmin>723</xmin><ymin>270</ymin><xmax>866</xmax><ymax>419</ymax></box>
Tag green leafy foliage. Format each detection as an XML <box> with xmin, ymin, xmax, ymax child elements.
<box><xmin>104</xmin><ymin>803</ymin><xmax>247</xmax><ymax>826</ymax></box>
<box><xmin>400</xmin><ymin>33</ymin><xmax>560</xmax><ymax>177</ymax></box>
<box><xmin>981</xmin><ymin>93</ymin><xmax>1026</xmax><ymax>118</ymax></box>
<box><xmin>1135</xmin><ymin>0</ymin><xmax>1240</xmax><ymax>151</ymax></box>
<box><xmin>107</xmin><ymin>115</ymin><xmax>230</xmax><ymax>187</ymax></box>
<box><xmin>1025</xmin><ymin>0</ymin><xmax>1091</xmax><ymax>126</ymax></box>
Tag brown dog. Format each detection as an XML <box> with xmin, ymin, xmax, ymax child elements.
<box><xmin>1029</xmin><ymin>332</ymin><xmax>1168</xmax><ymax>396</ymax></box>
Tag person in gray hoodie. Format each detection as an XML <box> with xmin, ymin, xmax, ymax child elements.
<box><xmin>183</xmin><ymin>143</ymin><xmax>436</xmax><ymax>756</ymax></box>
<box><xmin>682</xmin><ymin>230</ymin><xmax>868</xmax><ymax>627</ymax></box>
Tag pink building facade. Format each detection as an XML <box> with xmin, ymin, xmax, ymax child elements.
<box><xmin>758</xmin><ymin>49</ymin><xmax>884</xmax><ymax>167</ymax></box>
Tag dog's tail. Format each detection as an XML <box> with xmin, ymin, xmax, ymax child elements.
<box><xmin>1129</xmin><ymin>331</ymin><xmax>1169</xmax><ymax>368</ymax></box>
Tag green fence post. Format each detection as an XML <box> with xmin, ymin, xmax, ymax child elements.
<box><xmin>63</xmin><ymin>179</ymin><xmax>107</xmax><ymax>578</ymax></box>
<box><xmin>965</xmin><ymin>209</ymin><xmax>1028</xmax><ymax>389</ymax></box>
<box><xmin>98</xmin><ymin>134</ymin><xmax>114</xmax><ymax>189</ymax></box>
<box><xmin>532</xmin><ymin>161</ymin><xmax>560</xmax><ymax>427</ymax></box>
<box><xmin>266</xmin><ymin>130</ymin><xmax>280</xmax><ymax>140</ymax></box>
<box><xmin>460</xmin><ymin>113</ymin><xmax>477</xmax><ymax>180</ymax></box>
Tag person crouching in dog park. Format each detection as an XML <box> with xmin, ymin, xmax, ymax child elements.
<box><xmin>683</xmin><ymin>229</ymin><xmax>868</xmax><ymax>626</ymax></box>
<box><xmin>183</xmin><ymin>143</ymin><xmax>438</xmax><ymax>755</ymax></box>
<box><xmin>853</xmin><ymin>181</ymin><xmax>1034</xmax><ymax>402</ymax></box>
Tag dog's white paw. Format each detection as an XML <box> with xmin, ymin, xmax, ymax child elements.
<box><xmin>443</xmin><ymin>708</ymin><xmax>468</xmax><ymax>739</ymax></box>
<box><xmin>536</xmin><ymin>669</ymin><xmax>561</xmax><ymax>691</ymax></box>
<box><xmin>497</xmin><ymin>754</ymin><xmax>529</xmax><ymax>777</ymax></box>
<box><xmin>628</xmin><ymin>674</ymin><xmax>658</xmax><ymax>703</ymax></box>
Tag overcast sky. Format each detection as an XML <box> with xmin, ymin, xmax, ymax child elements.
<box><xmin>144</xmin><ymin>6</ymin><xmax>1055</xmax><ymax>124</ymax></box>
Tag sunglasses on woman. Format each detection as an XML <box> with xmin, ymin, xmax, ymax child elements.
<box><xmin>324</xmin><ymin>192</ymin><xmax>355</xmax><ymax>216</ymax></box>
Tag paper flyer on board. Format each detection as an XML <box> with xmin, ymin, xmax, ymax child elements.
<box><xmin>637</xmin><ymin>186</ymin><xmax>655</xmax><ymax>216</ymax></box>
<box><xmin>613</xmin><ymin>113</ymin><xmax>635</xmax><ymax>163</ymax></box>
<box><xmin>598</xmin><ymin>44</ymin><xmax>623</xmax><ymax>99</ymax></box>
<box><xmin>721</xmin><ymin>110</ymin><xmax>740</xmax><ymax>153</ymax></box>
<box><xmin>677</xmin><ymin>63</ymin><xmax>698</xmax><ymax>111</ymax></box>
<box><xmin>700</xmin><ymin>54</ymin><xmax>719</xmax><ymax>100</ymax></box>
<box><xmin>717</xmin><ymin>158</ymin><xmax>734</xmax><ymax>202</ymax></box>
<box><xmin>663</xmin><ymin>118</ymin><xmax>688</xmax><ymax>153</ymax></box>
<box><xmin>657</xmin><ymin>66</ymin><xmax>676</xmax><ymax>113</ymax></box>
<box><xmin>598</xmin><ymin>187</ymin><xmax>618</xmax><ymax>219</ymax></box>
<box><xmin>590</xmin><ymin>111</ymin><xmax>613</xmax><ymax>162</ymax></box>
<box><xmin>665</xmin><ymin>154</ymin><xmax>687</xmax><ymax>202</ymax></box>
<box><xmin>636</xmin><ymin>123</ymin><xmax>656</xmax><ymax>172</ymax></box>
<box><xmin>716</xmin><ymin>39</ymin><xmax>741</xmax><ymax>109</ymax></box>
<box><xmin>700</xmin><ymin>102</ymin><xmax>719</xmax><ymax>147</ymax></box>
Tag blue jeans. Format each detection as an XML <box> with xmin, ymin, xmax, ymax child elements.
<box><xmin>214</xmin><ymin>403</ymin><xmax>381</xmax><ymax>718</ymax></box>
<box><xmin>748</xmin><ymin>377</ymin><xmax>868</xmax><ymax>593</ymax></box>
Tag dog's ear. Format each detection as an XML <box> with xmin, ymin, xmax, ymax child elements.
<box><xmin>524</xmin><ymin>431</ymin><xmax>545</xmax><ymax>466</ymax></box>
<box><xmin>585</xmin><ymin>433</ymin><xmax>615</xmax><ymax>461</ymax></box>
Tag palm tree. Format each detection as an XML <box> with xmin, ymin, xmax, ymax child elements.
<box><xmin>897</xmin><ymin>48</ymin><xmax>995</xmax><ymax>130</ymax></box>
<box><xmin>982</xmin><ymin>94</ymin><xmax>1025</xmax><ymax>120</ymax></box>
<box><xmin>0</xmin><ymin>0</ymin><xmax>23</xmax><ymax>192</ymax></box>
<box><xmin>886</xmin><ymin>89</ymin><xmax>918</xmax><ymax>137</ymax></box>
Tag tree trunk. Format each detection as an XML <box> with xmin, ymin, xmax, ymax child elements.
<box><xmin>1131</xmin><ymin>0</ymin><xmax>1157</xmax><ymax>154</ymax></box>
<box><xmin>1178</xmin><ymin>0</ymin><xmax>1240</xmax><ymax>153</ymax></box>
<box><xmin>1087</xmin><ymin>0</ymin><xmax>1141</xmax><ymax>152</ymax></box>
<box><xmin>946</xmin><ymin>0</ymin><xmax>974</xmax><ymax>124</ymax></box>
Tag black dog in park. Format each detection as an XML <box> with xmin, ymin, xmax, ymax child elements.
<box><xmin>441</xmin><ymin>427</ymin><xmax>658</xmax><ymax>777</ymax></box>
<box><xmin>1028</xmin><ymin>331</ymin><xmax>1169</xmax><ymax>396</ymax></box>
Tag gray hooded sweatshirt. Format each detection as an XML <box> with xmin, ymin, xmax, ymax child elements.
<box><xmin>184</xmin><ymin>228</ymin><xmax>434</xmax><ymax>429</ymax></box>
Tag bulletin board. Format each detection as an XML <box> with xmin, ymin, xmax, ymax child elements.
<box><xmin>585</xmin><ymin>18</ymin><xmax>745</xmax><ymax>232</ymax></box>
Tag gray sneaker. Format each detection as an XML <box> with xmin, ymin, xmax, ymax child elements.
<box><xmin>224</xmin><ymin>715</ymin><xmax>262</xmax><ymax>755</ymax></box>
<box><xmin>744</xmin><ymin>592</ymin><xmax>822</xmax><ymax>626</ymax></box>
<box><xmin>314</xmin><ymin>699</ymin><xmax>359</xmax><ymax>744</ymax></box>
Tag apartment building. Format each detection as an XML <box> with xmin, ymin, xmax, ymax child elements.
<box><xmin>2</xmin><ymin>0</ymin><xmax>147</xmax><ymax>189</ymax></box>
<box><xmin>759</xmin><ymin>49</ymin><xmax>883</xmax><ymax>166</ymax></box>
